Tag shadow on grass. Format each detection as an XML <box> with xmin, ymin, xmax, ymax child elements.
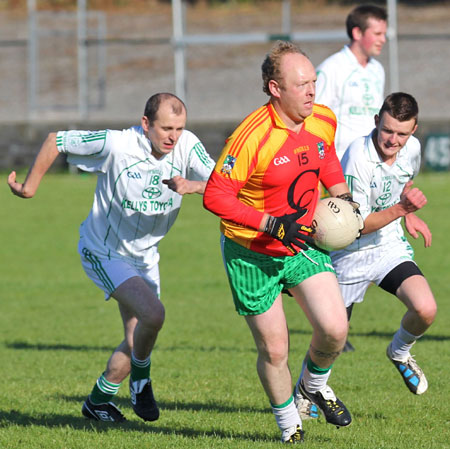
<box><xmin>5</xmin><ymin>332</ymin><xmax>448</xmax><ymax>358</ymax></box>
<box><xmin>3</xmin><ymin>340</ymin><xmax>258</xmax><ymax>353</ymax></box>
<box><xmin>347</xmin><ymin>331</ymin><xmax>449</xmax><ymax>342</ymax></box>
<box><xmin>290</xmin><ymin>329</ymin><xmax>450</xmax><ymax>342</ymax></box>
<box><xmin>0</xmin><ymin>408</ymin><xmax>281</xmax><ymax>443</ymax></box>
<box><xmin>4</xmin><ymin>341</ymin><xmax>115</xmax><ymax>352</ymax></box>
<box><xmin>61</xmin><ymin>394</ymin><xmax>271</xmax><ymax>415</ymax></box>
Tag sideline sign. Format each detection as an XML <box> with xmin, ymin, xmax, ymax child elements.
<box><xmin>424</xmin><ymin>134</ymin><xmax>450</xmax><ymax>171</ymax></box>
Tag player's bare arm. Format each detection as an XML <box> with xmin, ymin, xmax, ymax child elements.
<box><xmin>162</xmin><ymin>176</ymin><xmax>207</xmax><ymax>195</ymax></box>
<box><xmin>327</xmin><ymin>182</ymin><xmax>352</xmax><ymax>199</ymax></box>
<box><xmin>7</xmin><ymin>132</ymin><xmax>60</xmax><ymax>199</ymax></box>
<box><xmin>362</xmin><ymin>181</ymin><xmax>427</xmax><ymax>235</ymax></box>
<box><xmin>404</xmin><ymin>213</ymin><xmax>432</xmax><ymax>248</ymax></box>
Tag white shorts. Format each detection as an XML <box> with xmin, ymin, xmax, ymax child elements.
<box><xmin>79</xmin><ymin>243</ymin><xmax>160</xmax><ymax>300</ymax></box>
<box><xmin>331</xmin><ymin>239</ymin><xmax>414</xmax><ymax>308</ymax></box>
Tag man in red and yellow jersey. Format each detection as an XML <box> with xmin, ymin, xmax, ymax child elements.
<box><xmin>204</xmin><ymin>41</ymin><xmax>362</xmax><ymax>443</ymax></box>
<box><xmin>206</xmin><ymin>96</ymin><xmax>343</xmax><ymax>257</ymax></box>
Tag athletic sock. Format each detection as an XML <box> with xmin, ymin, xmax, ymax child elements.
<box><xmin>130</xmin><ymin>352</ymin><xmax>151</xmax><ymax>380</ymax></box>
<box><xmin>130</xmin><ymin>352</ymin><xmax>151</xmax><ymax>394</ymax></box>
<box><xmin>390</xmin><ymin>325</ymin><xmax>422</xmax><ymax>361</ymax></box>
<box><xmin>301</xmin><ymin>355</ymin><xmax>332</xmax><ymax>394</ymax></box>
<box><xmin>271</xmin><ymin>395</ymin><xmax>302</xmax><ymax>433</ymax></box>
<box><xmin>89</xmin><ymin>373</ymin><xmax>121</xmax><ymax>405</ymax></box>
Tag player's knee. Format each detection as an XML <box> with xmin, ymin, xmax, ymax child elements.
<box><xmin>258</xmin><ymin>340</ymin><xmax>289</xmax><ymax>367</ymax></box>
<box><xmin>264</xmin><ymin>349</ymin><xmax>288</xmax><ymax>368</ymax></box>
<box><xmin>417</xmin><ymin>299</ymin><xmax>437</xmax><ymax>327</ymax></box>
<box><xmin>324</xmin><ymin>321</ymin><xmax>348</xmax><ymax>347</ymax></box>
<box><xmin>140</xmin><ymin>301</ymin><xmax>165</xmax><ymax>331</ymax></box>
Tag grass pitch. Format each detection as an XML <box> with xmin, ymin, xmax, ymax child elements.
<box><xmin>0</xmin><ymin>170</ymin><xmax>449</xmax><ymax>448</ymax></box>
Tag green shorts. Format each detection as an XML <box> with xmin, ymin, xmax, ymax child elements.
<box><xmin>222</xmin><ymin>237</ymin><xmax>336</xmax><ymax>316</ymax></box>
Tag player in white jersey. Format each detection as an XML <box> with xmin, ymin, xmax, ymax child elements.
<box><xmin>315</xmin><ymin>4</ymin><xmax>387</xmax><ymax>159</ymax></box>
<box><xmin>315</xmin><ymin>4</ymin><xmax>429</xmax><ymax>354</ymax></box>
<box><xmin>8</xmin><ymin>93</ymin><xmax>215</xmax><ymax>422</ymax></box>
<box><xmin>331</xmin><ymin>93</ymin><xmax>437</xmax><ymax>395</ymax></box>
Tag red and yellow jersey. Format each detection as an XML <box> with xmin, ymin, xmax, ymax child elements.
<box><xmin>203</xmin><ymin>102</ymin><xmax>345</xmax><ymax>256</ymax></box>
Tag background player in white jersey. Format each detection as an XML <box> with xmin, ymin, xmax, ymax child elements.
<box><xmin>316</xmin><ymin>4</ymin><xmax>429</xmax><ymax>352</ymax></box>
<box><xmin>7</xmin><ymin>93</ymin><xmax>215</xmax><ymax>422</ymax></box>
<box><xmin>315</xmin><ymin>4</ymin><xmax>387</xmax><ymax>159</ymax></box>
<box><xmin>331</xmin><ymin>92</ymin><xmax>437</xmax><ymax>395</ymax></box>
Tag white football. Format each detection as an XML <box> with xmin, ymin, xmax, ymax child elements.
<box><xmin>312</xmin><ymin>197</ymin><xmax>360</xmax><ymax>251</ymax></box>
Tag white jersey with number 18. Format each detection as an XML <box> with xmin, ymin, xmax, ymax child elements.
<box><xmin>56</xmin><ymin>126</ymin><xmax>214</xmax><ymax>268</ymax></box>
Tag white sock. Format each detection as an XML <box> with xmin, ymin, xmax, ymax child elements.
<box><xmin>272</xmin><ymin>396</ymin><xmax>302</xmax><ymax>434</ymax></box>
<box><xmin>301</xmin><ymin>365</ymin><xmax>331</xmax><ymax>394</ymax></box>
<box><xmin>390</xmin><ymin>325</ymin><xmax>422</xmax><ymax>361</ymax></box>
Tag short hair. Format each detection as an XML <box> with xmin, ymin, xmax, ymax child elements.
<box><xmin>379</xmin><ymin>92</ymin><xmax>419</xmax><ymax>124</ymax></box>
<box><xmin>346</xmin><ymin>4</ymin><xmax>388</xmax><ymax>40</ymax></box>
<box><xmin>261</xmin><ymin>40</ymin><xmax>308</xmax><ymax>96</ymax></box>
<box><xmin>144</xmin><ymin>93</ymin><xmax>186</xmax><ymax>125</ymax></box>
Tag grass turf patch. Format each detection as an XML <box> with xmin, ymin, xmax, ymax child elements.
<box><xmin>0</xmin><ymin>171</ymin><xmax>449</xmax><ymax>448</ymax></box>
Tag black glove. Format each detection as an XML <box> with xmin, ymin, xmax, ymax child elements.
<box><xmin>337</xmin><ymin>193</ymin><xmax>364</xmax><ymax>238</ymax></box>
<box><xmin>264</xmin><ymin>209</ymin><xmax>315</xmax><ymax>254</ymax></box>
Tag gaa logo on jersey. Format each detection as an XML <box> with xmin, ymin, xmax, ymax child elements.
<box><xmin>317</xmin><ymin>142</ymin><xmax>325</xmax><ymax>159</ymax></box>
<box><xmin>274</xmin><ymin>156</ymin><xmax>290</xmax><ymax>166</ymax></box>
<box><xmin>127</xmin><ymin>171</ymin><xmax>142</xmax><ymax>179</ymax></box>
<box><xmin>221</xmin><ymin>155</ymin><xmax>236</xmax><ymax>175</ymax></box>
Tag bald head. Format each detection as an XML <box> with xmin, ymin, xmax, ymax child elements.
<box><xmin>261</xmin><ymin>41</ymin><xmax>309</xmax><ymax>96</ymax></box>
<box><xmin>144</xmin><ymin>93</ymin><xmax>186</xmax><ymax>126</ymax></box>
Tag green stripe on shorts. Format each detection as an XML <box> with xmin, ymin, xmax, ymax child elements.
<box><xmin>223</xmin><ymin>237</ymin><xmax>335</xmax><ymax>316</ymax></box>
<box><xmin>82</xmin><ymin>247</ymin><xmax>116</xmax><ymax>294</ymax></box>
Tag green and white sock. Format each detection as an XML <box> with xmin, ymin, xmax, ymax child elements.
<box><xmin>90</xmin><ymin>373</ymin><xmax>121</xmax><ymax>405</ymax></box>
<box><xmin>131</xmin><ymin>352</ymin><xmax>151</xmax><ymax>382</ymax></box>
<box><xmin>130</xmin><ymin>353</ymin><xmax>151</xmax><ymax>395</ymax></box>
<box><xmin>130</xmin><ymin>352</ymin><xmax>151</xmax><ymax>393</ymax></box>
<box><xmin>301</xmin><ymin>355</ymin><xmax>332</xmax><ymax>393</ymax></box>
<box><xmin>271</xmin><ymin>395</ymin><xmax>302</xmax><ymax>434</ymax></box>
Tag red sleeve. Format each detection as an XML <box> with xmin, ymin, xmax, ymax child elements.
<box><xmin>203</xmin><ymin>171</ymin><xmax>264</xmax><ymax>231</ymax></box>
<box><xmin>321</xmin><ymin>143</ymin><xmax>346</xmax><ymax>190</ymax></box>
